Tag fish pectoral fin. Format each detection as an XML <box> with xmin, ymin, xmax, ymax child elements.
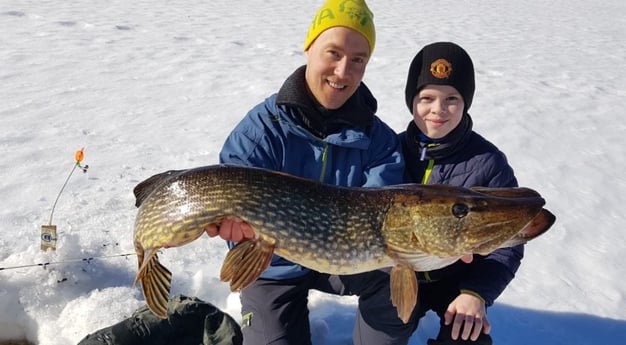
<box><xmin>390</xmin><ymin>265</ymin><xmax>417</xmax><ymax>324</ymax></box>
<box><xmin>133</xmin><ymin>249</ymin><xmax>172</xmax><ymax>319</ymax></box>
<box><xmin>220</xmin><ymin>238</ymin><xmax>275</xmax><ymax>291</ymax></box>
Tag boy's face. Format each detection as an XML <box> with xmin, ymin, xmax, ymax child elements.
<box><xmin>304</xmin><ymin>27</ymin><xmax>370</xmax><ymax>110</ymax></box>
<box><xmin>412</xmin><ymin>84</ymin><xmax>465</xmax><ymax>139</ymax></box>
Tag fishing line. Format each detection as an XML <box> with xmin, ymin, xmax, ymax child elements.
<box><xmin>0</xmin><ymin>252</ymin><xmax>137</xmax><ymax>272</ymax></box>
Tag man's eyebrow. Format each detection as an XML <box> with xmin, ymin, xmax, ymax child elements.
<box><xmin>325</xmin><ymin>43</ymin><xmax>370</xmax><ymax>58</ymax></box>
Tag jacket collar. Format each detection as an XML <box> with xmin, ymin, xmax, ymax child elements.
<box><xmin>276</xmin><ymin>65</ymin><xmax>376</xmax><ymax>138</ymax></box>
<box><xmin>404</xmin><ymin>113</ymin><xmax>474</xmax><ymax>161</ymax></box>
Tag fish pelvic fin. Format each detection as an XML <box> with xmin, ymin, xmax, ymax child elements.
<box><xmin>220</xmin><ymin>238</ymin><xmax>274</xmax><ymax>291</ymax></box>
<box><xmin>133</xmin><ymin>249</ymin><xmax>172</xmax><ymax>319</ymax></box>
<box><xmin>390</xmin><ymin>265</ymin><xmax>417</xmax><ymax>324</ymax></box>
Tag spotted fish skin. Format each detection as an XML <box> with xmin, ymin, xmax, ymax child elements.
<box><xmin>134</xmin><ymin>165</ymin><xmax>395</xmax><ymax>275</ymax></box>
<box><xmin>132</xmin><ymin>164</ymin><xmax>555</xmax><ymax>322</ymax></box>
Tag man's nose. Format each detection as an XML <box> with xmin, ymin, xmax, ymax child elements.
<box><xmin>334</xmin><ymin>58</ymin><xmax>349</xmax><ymax>78</ymax></box>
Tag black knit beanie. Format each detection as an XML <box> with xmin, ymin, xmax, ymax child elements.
<box><xmin>404</xmin><ymin>42</ymin><xmax>475</xmax><ymax>113</ymax></box>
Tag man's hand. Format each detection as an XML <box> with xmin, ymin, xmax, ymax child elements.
<box><xmin>205</xmin><ymin>216</ymin><xmax>255</xmax><ymax>242</ymax></box>
<box><xmin>444</xmin><ymin>292</ymin><xmax>491</xmax><ymax>341</ymax></box>
<box><xmin>460</xmin><ymin>254</ymin><xmax>473</xmax><ymax>263</ymax></box>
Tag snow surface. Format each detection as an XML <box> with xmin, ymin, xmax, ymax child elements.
<box><xmin>1</xmin><ymin>0</ymin><xmax>625</xmax><ymax>344</ymax></box>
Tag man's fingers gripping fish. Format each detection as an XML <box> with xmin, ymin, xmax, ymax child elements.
<box><xmin>132</xmin><ymin>164</ymin><xmax>555</xmax><ymax>323</ymax></box>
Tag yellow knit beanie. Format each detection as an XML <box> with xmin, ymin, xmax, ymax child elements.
<box><xmin>303</xmin><ymin>0</ymin><xmax>375</xmax><ymax>53</ymax></box>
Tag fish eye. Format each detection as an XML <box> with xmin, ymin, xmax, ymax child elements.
<box><xmin>451</xmin><ymin>203</ymin><xmax>469</xmax><ymax>218</ymax></box>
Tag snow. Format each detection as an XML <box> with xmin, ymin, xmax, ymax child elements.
<box><xmin>1</xmin><ymin>0</ymin><xmax>625</xmax><ymax>344</ymax></box>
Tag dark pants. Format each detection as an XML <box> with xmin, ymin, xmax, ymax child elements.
<box><xmin>238</xmin><ymin>271</ymin><xmax>344</xmax><ymax>345</ymax></box>
<box><xmin>355</xmin><ymin>271</ymin><xmax>493</xmax><ymax>345</ymax></box>
<box><xmin>239</xmin><ymin>269</ymin><xmax>415</xmax><ymax>345</ymax></box>
<box><xmin>347</xmin><ymin>269</ymin><xmax>420</xmax><ymax>345</ymax></box>
<box><xmin>239</xmin><ymin>269</ymin><xmax>492</xmax><ymax>345</ymax></box>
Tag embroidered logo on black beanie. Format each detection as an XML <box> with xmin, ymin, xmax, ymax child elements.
<box><xmin>404</xmin><ymin>42</ymin><xmax>475</xmax><ymax>113</ymax></box>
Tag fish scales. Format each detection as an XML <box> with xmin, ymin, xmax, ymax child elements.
<box><xmin>132</xmin><ymin>164</ymin><xmax>555</xmax><ymax>322</ymax></box>
<box><xmin>135</xmin><ymin>165</ymin><xmax>394</xmax><ymax>273</ymax></box>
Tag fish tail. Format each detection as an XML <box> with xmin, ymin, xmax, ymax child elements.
<box><xmin>133</xmin><ymin>249</ymin><xmax>172</xmax><ymax>319</ymax></box>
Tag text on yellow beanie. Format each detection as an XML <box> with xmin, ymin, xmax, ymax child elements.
<box><xmin>303</xmin><ymin>0</ymin><xmax>375</xmax><ymax>53</ymax></box>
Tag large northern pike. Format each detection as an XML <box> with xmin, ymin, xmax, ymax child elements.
<box><xmin>132</xmin><ymin>164</ymin><xmax>555</xmax><ymax>323</ymax></box>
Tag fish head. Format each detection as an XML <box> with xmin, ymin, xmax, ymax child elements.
<box><xmin>384</xmin><ymin>184</ymin><xmax>553</xmax><ymax>259</ymax></box>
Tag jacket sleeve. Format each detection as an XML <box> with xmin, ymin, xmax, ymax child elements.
<box><xmin>460</xmin><ymin>245</ymin><xmax>524</xmax><ymax>306</ymax></box>
<box><xmin>219</xmin><ymin>101</ymin><xmax>281</xmax><ymax>170</ymax></box>
<box><xmin>459</xmin><ymin>151</ymin><xmax>524</xmax><ymax>305</ymax></box>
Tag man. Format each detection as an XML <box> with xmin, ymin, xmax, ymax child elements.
<box><xmin>206</xmin><ymin>0</ymin><xmax>405</xmax><ymax>344</ymax></box>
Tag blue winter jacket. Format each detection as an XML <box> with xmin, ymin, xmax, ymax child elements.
<box><xmin>219</xmin><ymin>66</ymin><xmax>405</xmax><ymax>280</ymax></box>
<box><xmin>399</xmin><ymin>115</ymin><xmax>523</xmax><ymax>306</ymax></box>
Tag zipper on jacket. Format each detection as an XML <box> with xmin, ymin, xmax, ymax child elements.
<box><xmin>421</xmin><ymin>159</ymin><xmax>434</xmax><ymax>184</ymax></box>
<box><xmin>420</xmin><ymin>144</ymin><xmax>437</xmax><ymax>184</ymax></box>
<box><xmin>318</xmin><ymin>142</ymin><xmax>329</xmax><ymax>182</ymax></box>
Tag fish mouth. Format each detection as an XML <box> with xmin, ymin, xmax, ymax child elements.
<box><xmin>450</xmin><ymin>187</ymin><xmax>548</xmax><ymax>254</ymax></box>
<box><xmin>515</xmin><ymin>208</ymin><xmax>556</xmax><ymax>239</ymax></box>
<box><xmin>469</xmin><ymin>207</ymin><xmax>556</xmax><ymax>255</ymax></box>
<box><xmin>467</xmin><ymin>190</ymin><xmax>556</xmax><ymax>244</ymax></box>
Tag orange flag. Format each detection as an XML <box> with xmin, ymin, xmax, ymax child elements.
<box><xmin>75</xmin><ymin>147</ymin><xmax>84</xmax><ymax>164</ymax></box>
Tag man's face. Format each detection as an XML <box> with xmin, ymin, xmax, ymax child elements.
<box><xmin>304</xmin><ymin>27</ymin><xmax>370</xmax><ymax>110</ymax></box>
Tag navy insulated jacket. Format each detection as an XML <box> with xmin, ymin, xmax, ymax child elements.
<box><xmin>219</xmin><ymin>67</ymin><xmax>404</xmax><ymax>280</ymax></box>
<box><xmin>399</xmin><ymin>115</ymin><xmax>523</xmax><ymax>306</ymax></box>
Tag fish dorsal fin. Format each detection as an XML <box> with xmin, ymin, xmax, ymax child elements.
<box><xmin>220</xmin><ymin>238</ymin><xmax>275</xmax><ymax>291</ymax></box>
<box><xmin>133</xmin><ymin>170</ymin><xmax>184</xmax><ymax>207</ymax></box>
